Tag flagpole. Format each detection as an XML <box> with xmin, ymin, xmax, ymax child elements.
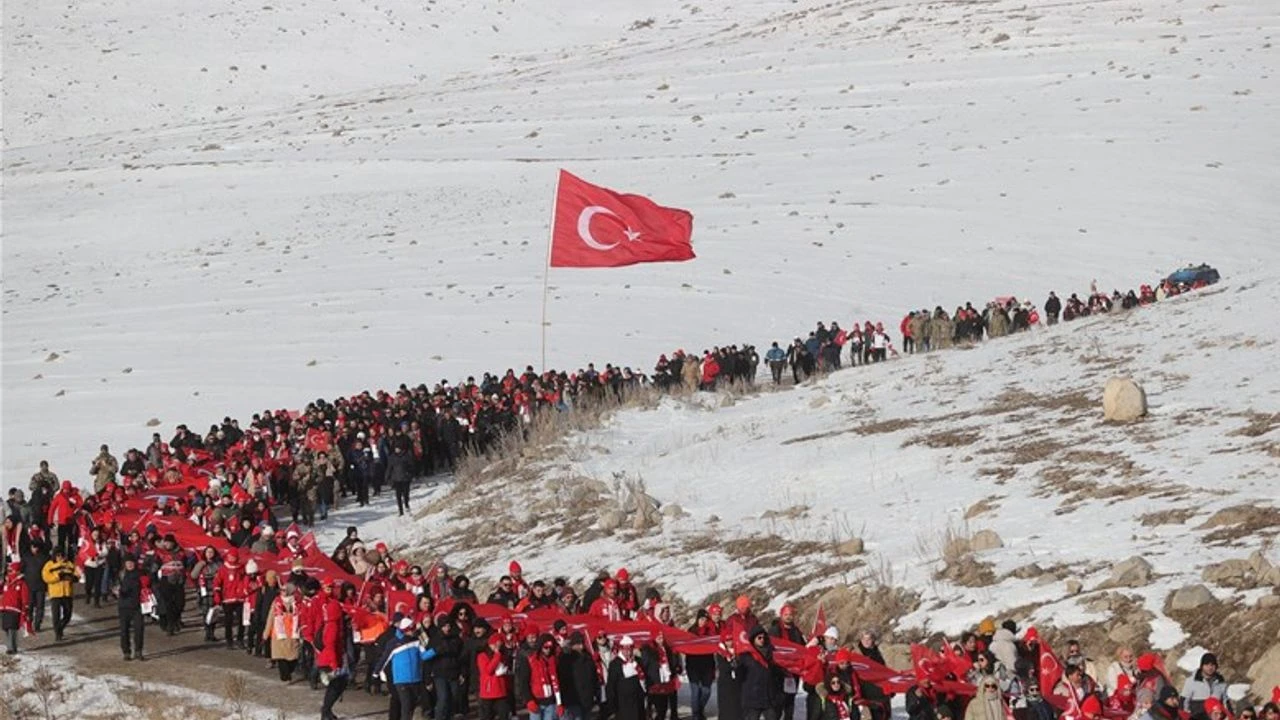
<box><xmin>541</xmin><ymin>172</ymin><xmax>560</xmax><ymax>373</ymax></box>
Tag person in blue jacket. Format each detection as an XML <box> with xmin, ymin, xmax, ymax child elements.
<box><xmin>377</xmin><ymin>616</ymin><xmax>438</xmax><ymax>720</ymax></box>
<box><xmin>764</xmin><ymin>343</ymin><xmax>787</xmax><ymax>385</ymax></box>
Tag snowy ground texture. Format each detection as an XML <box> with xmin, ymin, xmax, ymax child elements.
<box><xmin>4</xmin><ymin>0</ymin><xmax>1280</xmax><ymax>700</ymax></box>
<box><xmin>5</xmin><ymin>0</ymin><xmax>1279</xmax><ymax>477</ymax></box>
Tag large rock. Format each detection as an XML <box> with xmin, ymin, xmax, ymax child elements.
<box><xmin>598</xmin><ymin>509</ymin><xmax>625</xmax><ymax>532</ymax></box>
<box><xmin>661</xmin><ymin>503</ymin><xmax>686</xmax><ymax>518</ymax></box>
<box><xmin>1247</xmin><ymin>642</ymin><xmax>1280</xmax><ymax>705</ymax></box>
<box><xmin>1065</xmin><ymin>578</ymin><xmax>1084</xmax><ymax>595</ymax></box>
<box><xmin>970</xmin><ymin>529</ymin><xmax>1004</xmax><ymax>552</ymax></box>
<box><xmin>1106</xmin><ymin>556</ymin><xmax>1154</xmax><ymax>588</ymax></box>
<box><xmin>1103</xmin><ymin>377</ymin><xmax>1148</xmax><ymax>422</ymax></box>
<box><xmin>837</xmin><ymin>538</ymin><xmax>865</xmax><ymax>556</ymax></box>
<box><xmin>1202</xmin><ymin>558</ymin><xmax>1259</xmax><ymax>588</ymax></box>
<box><xmin>1169</xmin><ymin>584</ymin><xmax>1215</xmax><ymax>611</ymax></box>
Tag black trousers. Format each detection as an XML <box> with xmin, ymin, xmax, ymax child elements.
<box><xmin>322</xmin><ymin>673</ymin><xmax>349</xmax><ymax>718</ymax></box>
<box><xmin>51</xmin><ymin>597</ymin><xmax>73</xmax><ymax>639</ymax></box>
<box><xmin>478</xmin><ymin>698</ymin><xmax>511</xmax><ymax>720</ymax></box>
<box><xmin>743</xmin><ymin>709</ymin><xmax>780</xmax><ymax>720</ymax></box>
<box><xmin>119</xmin><ymin>606</ymin><xmax>144</xmax><ymax>656</ymax></box>
<box><xmin>391</xmin><ymin>684</ymin><xmax>420</xmax><ymax>720</ymax></box>
<box><xmin>393</xmin><ymin>482</ymin><xmax>411</xmax><ymax>515</ymax></box>
<box><xmin>222</xmin><ymin>602</ymin><xmax>245</xmax><ymax>645</ymax></box>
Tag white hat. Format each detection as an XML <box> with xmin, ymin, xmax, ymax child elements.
<box><xmin>398</xmin><ymin>618</ymin><xmax>416</xmax><ymax>631</ymax></box>
<box><xmin>824</xmin><ymin>626</ymin><xmax>840</xmax><ymax>640</ymax></box>
<box><xmin>619</xmin><ymin>635</ymin><xmax>635</xmax><ymax>647</ymax></box>
<box><xmin>245</xmin><ymin>559</ymin><xmax>259</xmax><ymax>575</ymax></box>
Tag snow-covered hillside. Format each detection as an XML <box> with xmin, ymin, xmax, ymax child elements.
<box><xmin>393</xmin><ymin>273</ymin><xmax>1280</xmax><ymax>664</ymax></box>
<box><xmin>5</xmin><ymin>0</ymin><xmax>1279</xmax><ymax>479</ymax></box>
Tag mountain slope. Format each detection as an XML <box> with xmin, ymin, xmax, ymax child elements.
<box><xmin>5</xmin><ymin>0</ymin><xmax>1279</xmax><ymax>478</ymax></box>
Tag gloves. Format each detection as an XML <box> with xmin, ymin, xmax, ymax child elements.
<box><xmin>313</xmin><ymin>633</ymin><xmax>325</xmax><ymax>652</ymax></box>
<box><xmin>556</xmin><ymin>706</ymin><xmax>565</xmax><ymax>718</ymax></box>
<box><xmin>527</xmin><ymin>702</ymin><xmax>540</xmax><ymax>714</ymax></box>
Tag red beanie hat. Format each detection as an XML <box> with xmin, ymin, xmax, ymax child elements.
<box><xmin>616</xmin><ymin>567</ymin><xmax>629</xmax><ymax>582</ymax></box>
<box><xmin>1137</xmin><ymin>653</ymin><xmax>1158</xmax><ymax>672</ymax></box>
<box><xmin>1081</xmin><ymin>696</ymin><xmax>1102</xmax><ymax>718</ymax></box>
<box><xmin>509</xmin><ymin>560</ymin><xmax>522</xmax><ymax>574</ymax></box>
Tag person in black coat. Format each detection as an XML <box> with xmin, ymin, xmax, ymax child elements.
<box><xmin>737</xmin><ymin>626</ymin><xmax>784</xmax><ymax>720</ymax></box>
<box><xmin>22</xmin><ymin>540</ymin><xmax>50</xmax><ymax>633</ymax></box>
<box><xmin>117</xmin><ymin>556</ymin><xmax>146</xmax><ymax>661</ymax></box>
<box><xmin>768</xmin><ymin>609</ymin><xmax>805</xmax><ymax>720</ymax></box>
<box><xmin>558</xmin><ymin>632</ymin><xmax>599</xmax><ymax>720</ymax></box>
<box><xmin>906</xmin><ymin>680</ymin><xmax>942</xmax><ymax>720</ymax></box>
<box><xmin>607</xmin><ymin>637</ymin><xmax>646</xmax><ymax>720</ymax></box>
<box><xmin>429</xmin><ymin>617</ymin><xmax>465</xmax><ymax>720</ymax></box>
<box><xmin>686</xmin><ymin>612</ymin><xmax>718</xmax><ymax>720</ymax></box>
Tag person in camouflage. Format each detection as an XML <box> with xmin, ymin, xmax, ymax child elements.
<box><xmin>90</xmin><ymin>445</ymin><xmax>119</xmax><ymax>494</ymax></box>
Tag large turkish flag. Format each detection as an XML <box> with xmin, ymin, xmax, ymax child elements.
<box><xmin>550</xmin><ymin>170</ymin><xmax>695</xmax><ymax>268</ymax></box>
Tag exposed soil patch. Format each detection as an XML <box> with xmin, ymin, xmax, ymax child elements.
<box><xmin>1228</xmin><ymin>411</ymin><xmax>1280</xmax><ymax>438</ymax></box>
<box><xmin>1139</xmin><ymin>507</ymin><xmax>1197</xmax><ymax>526</ymax></box>
<box><xmin>1165</xmin><ymin>597</ymin><xmax>1280</xmax><ymax>682</ymax></box>
<box><xmin>1198</xmin><ymin>504</ymin><xmax>1280</xmax><ymax>545</ymax></box>
<box><xmin>905</xmin><ymin>428</ymin><xmax>981</xmax><ymax>449</ymax></box>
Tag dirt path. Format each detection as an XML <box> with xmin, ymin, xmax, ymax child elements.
<box><xmin>24</xmin><ymin>596</ymin><xmax>390</xmax><ymax>719</ymax></box>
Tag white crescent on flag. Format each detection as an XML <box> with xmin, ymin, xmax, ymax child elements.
<box><xmin>577</xmin><ymin>206</ymin><xmax>621</xmax><ymax>251</ymax></box>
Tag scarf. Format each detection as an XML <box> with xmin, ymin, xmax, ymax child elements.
<box><xmin>828</xmin><ymin>692</ymin><xmax>852</xmax><ymax>720</ymax></box>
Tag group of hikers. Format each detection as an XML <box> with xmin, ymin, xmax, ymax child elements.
<box><xmin>757</xmin><ymin>273</ymin><xmax>1214</xmax><ymax>386</ymax></box>
<box><xmin>0</xmin><ymin>266</ymin><xmax>1234</xmax><ymax>718</ymax></box>
<box><xmin>3</xmin><ymin>516</ymin><xmax>1276</xmax><ymax>720</ymax></box>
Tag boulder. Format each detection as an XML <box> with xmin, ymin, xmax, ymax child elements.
<box><xmin>1256</xmin><ymin>595</ymin><xmax>1280</xmax><ymax>609</ymax></box>
<box><xmin>1106</xmin><ymin>556</ymin><xmax>1154</xmax><ymax>588</ymax></box>
<box><xmin>970</xmin><ymin>529</ymin><xmax>1004</xmax><ymax>552</ymax></box>
<box><xmin>1169</xmin><ymin>584</ymin><xmax>1215</xmax><ymax>611</ymax></box>
<box><xmin>1202</xmin><ymin>558</ymin><xmax>1257</xmax><ymax>587</ymax></box>
<box><xmin>1103</xmin><ymin>377</ymin><xmax>1148</xmax><ymax>422</ymax></box>
<box><xmin>1247</xmin><ymin>642</ymin><xmax>1280</xmax><ymax>705</ymax></box>
<box><xmin>662</xmin><ymin>503</ymin><xmax>685</xmax><ymax>518</ymax></box>
<box><xmin>598</xmin><ymin>509</ymin><xmax>625</xmax><ymax>532</ymax></box>
<box><xmin>1247</xmin><ymin>550</ymin><xmax>1274</xmax><ymax>575</ymax></box>
<box><xmin>1107</xmin><ymin>621</ymin><xmax>1146</xmax><ymax>645</ymax></box>
<box><xmin>1065</xmin><ymin>578</ymin><xmax>1084</xmax><ymax>595</ymax></box>
<box><xmin>837</xmin><ymin>538</ymin><xmax>865</xmax><ymax>556</ymax></box>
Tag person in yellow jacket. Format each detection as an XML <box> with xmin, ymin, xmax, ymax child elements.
<box><xmin>42</xmin><ymin>549</ymin><xmax>78</xmax><ymax>642</ymax></box>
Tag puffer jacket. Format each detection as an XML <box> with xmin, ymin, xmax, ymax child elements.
<box><xmin>1180</xmin><ymin>670</ymin><xmax>1228</xmax><ymax>719</ymax></box>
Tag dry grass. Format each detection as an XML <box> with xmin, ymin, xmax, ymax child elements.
<box><xmin>977</xmin><ymin>387</ymin><xmax>1094</xmax><ymax>417</ymax></box>
<box><xmin>854</xmin><ymin>417</ymin><xmax>919</xmax><ymax>435</ymax></box>
<box><xmin>964</xmin><ymin>495</ymin><xmax>1003</xmax><ymax>519</ymax></box>
<box><xmin>1164</xmin><ymin>596</ymin><xmax>1280</xmax><ymax>685</ymax></box>
<box><xmin>904</xmin><ymin>428</ymin><xmax>981</xmax><ymax>449</ymax></box>
<box><xmin>1227</xmin><ymin>411</ymin><xmax>1280</xmax><ymax>438</ymax></box>
<box><xmin>1139</xmin><ymin>507</ymin><xmax>1197</xmax><ymax>526</ymax></box>
<box><xmin>452</xmin><ymin>387</ymin><xmax>667</xmax><ymax>490</ymax></box>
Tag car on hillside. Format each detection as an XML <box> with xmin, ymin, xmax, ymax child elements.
<box><xmin>1166</xmin><ymin>263</ymin><xmax>1220</xmax><ymax>286</ymax></box>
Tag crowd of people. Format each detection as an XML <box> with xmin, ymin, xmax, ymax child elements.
<box><xmin>0</xmin><ymin>266</ymin><xmax>1233</xmax><ymax>719</ymax></box>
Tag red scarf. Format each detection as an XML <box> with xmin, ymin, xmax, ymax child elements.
<box><xmin>828</xmin><ymin>692</ymin><xmax>852</xmax><ymax>720</ymax></box>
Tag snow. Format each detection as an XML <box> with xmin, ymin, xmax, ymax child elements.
<box><xmin>5</xmin><ymin>0</ymin><xmax>1279</xmax><ymax>481</ymax></box>
<box><xmin>1</xmin><ymin>653</ymin><xmax>309</xmax><ymax>719</ymax></box>
<box><xmin>4</xmin><ymin>0</ymin><xmax>1280</xmax><ymax>688</ymax></box>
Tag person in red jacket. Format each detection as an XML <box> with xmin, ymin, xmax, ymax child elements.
<box><xmin>699</xmin><ymin>353</ymin><xmax>720</xmax><ymax>391</ymax></box>
<box><xmin>213</xmin><ymin>548</ymin><xmax>249</xmax><ymax>649</ymax></box>
<box><xmin>46</xmin><ymin>481</ymin><xmax>80</xmax><ymax>558</ymax></box>
<box><xmin>615</xmin><ymin>569</ymin><xmax>639</xmax><ymax>620</ymax></box>
<box><xmin>589</xmin><ymin>580</ymin><xmax>622</xmax><ymax>622</ymax></box>
<box><xmin>478</xmin><ymin>632</ymin><xmax>514</xmax><ymax>720</ymax></box>
<box><xmin>525</xmin><ymin>633</ymin><xmax>563</xmax><ymax>720</ymax></box>
<box><xmin>313</xmin><ymin>579</ymin><xmax>344</xmax><ymax>673</ymax></box>
<box><xmin>2</xmin><ymin>561</ymin><xmax>33</xmax><ymax>654</ymax></box>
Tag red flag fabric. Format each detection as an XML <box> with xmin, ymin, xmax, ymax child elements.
<box><xmin>305</xmin><ymin>428</ymin><xmax>331</xmax><ymax>453</ymax></box>
<box><xmin>810</xmin><ymin>604</ymin><xmax>828</xmax><ymax>641</ymax></box>
<box><xmin>941</xmin><ymin>637</ymin><xmax>974</xmax><ymax>677</ymax></box>
<box><xmin>550</xmin><ymin>170</ymin><xmax>694</xmax><ymax>268</ymax></box>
